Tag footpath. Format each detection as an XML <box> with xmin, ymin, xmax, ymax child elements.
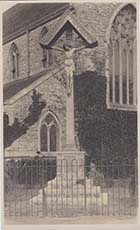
<box><xmin>4</xmin><ymin>215</ymin><xmax>138</xmax><ymax>225</ymax></box>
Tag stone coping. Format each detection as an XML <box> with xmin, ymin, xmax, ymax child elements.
<box><xmin>4</xmin><ymin>65</ymin><xmax>64</xmax><ymax>106</ymax></box>
<box><xmin>4</xmin><ymin>150</ymin><xmax>85</xmax><ymax>158</ymax></box>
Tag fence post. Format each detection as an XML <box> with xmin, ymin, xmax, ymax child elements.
<box><xmin>84</xmin><ymin>162</ymin><xmax>87</xmax><ymax>215</ymax></box>
<box><xmin>42</xmin><ymin>158</ymin><xmax>46</xmax><ymax>216</ymax></box>
<box><xmin>134</xmin><ymin>158</ymin><xmax>138</xmax><ymax>208</ymax></box>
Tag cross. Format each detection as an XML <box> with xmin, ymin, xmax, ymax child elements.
<box><xmin>47</xmin><ymin>40</ymin><xmax>98</xmax><ymax>150</ymax></box>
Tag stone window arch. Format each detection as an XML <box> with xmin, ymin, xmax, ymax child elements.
<box><xmin>39</xmin><ymin>111</ymin><xmax>60</xmax><ymax>152</ymax></box>
<box><xmin>106</xmin><ymin>4</ymin><xmax>136</xmax><ymax>110</ymax></box>
<box><xmin>10</xmin><ymin>42</ymin><xmax>19</xmax><ymax>79</ymax></box>
<box><xmin>40</xmin><ymin>26</ymin><xmax>53</xmax><ymax>68</ymax></box>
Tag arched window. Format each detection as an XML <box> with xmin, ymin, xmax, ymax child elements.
<box><xmin>40</xmin><ymin>112</ymin><xmax>60</xmax><ymax>152</ymax></box>
<box><xmin>10</xmin><ymin>43</ymin><xmax>19</xmax><ymax>79</ymax></box>
<box><xmin>40</xmin><ymin>26</ymin><xmax>53</xmax><ymax>68</ymax></box>
<box><xmin>108</xmin><ymin>4</ymin><xmax>136</xmax><ymax>110</ymax></box>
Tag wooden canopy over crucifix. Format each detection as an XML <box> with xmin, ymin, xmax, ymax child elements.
<box><xmin>40</xmin><ymin>9</ymin><xmax>97</xmax><ymax>47</ymax></box>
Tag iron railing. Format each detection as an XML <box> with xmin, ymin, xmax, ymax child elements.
<box><xmin>4</xmin><ymin>156</ymin><xmax>138</xmax><ymax>217</ymax></box>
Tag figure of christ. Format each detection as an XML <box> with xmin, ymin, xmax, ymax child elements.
<box><xmin>48</xmin><ymin>42</ymin><xmax>97</xmax><ymax>95</ymax></box>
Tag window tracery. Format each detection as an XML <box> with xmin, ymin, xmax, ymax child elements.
<box><xmin>108</xmin><ymin>5</ymin><xmax>136</xmax><ymax>109</ymax></box>
<box><xmin>40</xmin><ymin>112</ymin><xmax>59</xmax><ymax>152</ymax></box>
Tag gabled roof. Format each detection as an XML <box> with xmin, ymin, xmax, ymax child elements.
<box><xmin>40</xmin><ymin>9</ymin><xmax>96</xmax><ymax>46</ymax></box>
<box><xmin>3</xmin><ymin>3</ymin><xmax>70</xmax><ymax>44</ymax></box>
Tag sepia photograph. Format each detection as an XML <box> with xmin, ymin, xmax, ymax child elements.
<box><xmin>1</xmin><ymin>0</ymin><xmax>139</xmax><ymax>226</ymax></box>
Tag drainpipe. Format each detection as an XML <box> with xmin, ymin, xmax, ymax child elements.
<box><xmin>26</xmin><ymin>29</ymin><xmax>30</xmax><ymax>77</ymax></box>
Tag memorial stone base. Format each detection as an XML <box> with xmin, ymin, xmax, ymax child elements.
<box><xmin>56</xmin><ymin>151</ymin><xmax>85</xmax><ymax>180</ymax></box>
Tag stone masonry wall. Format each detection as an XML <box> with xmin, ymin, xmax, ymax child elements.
<box><xmin>3</xmin><ymin>16</ymin><xmax>62</xmax><ymax>84</ymax></box>
<box><xmin>3</xmin><ymin>3</ymin><xmax>122</xmax><ymax>84</ymax></box>
<box><xmin>5</xmin><ymin>70</ymin><xmax>67</xmax><ymax>155</ymax></box>
<box><xmin>71</xmin><ymin>2</ymin><xmax>121</xmax><ymax>76</ymax></box>
<box><xmin>29</xmin><ymin>17</ymin><xmax>62</xmax><ymax>76</ymax></box>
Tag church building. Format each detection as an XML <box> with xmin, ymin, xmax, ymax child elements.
<box><xmin>3</xmin><ymin>2</ymin><xmax>137</xmax><ymax>164</ymax></box>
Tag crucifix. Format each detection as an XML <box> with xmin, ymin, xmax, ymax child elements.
<box><xmin>49</xmin><ymin>40</ymin><xmax>98</xmax><ymax>150</ymax></box>
<box><xmin>39</xmin><ymin>9</ymin><xmax>98</xmax><ymax>179</ymax></box>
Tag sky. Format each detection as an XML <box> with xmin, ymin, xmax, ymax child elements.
<box><xmin>0</xmin><ymin>2</ymin><xmax>16</xmax><ymax>13</ymax></box>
